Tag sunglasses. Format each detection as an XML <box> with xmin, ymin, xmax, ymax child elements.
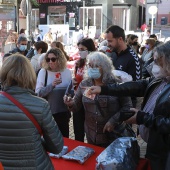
<box><xmin>46</xmin><ymin>57</ymin><xmax>57</xmax><ymax>62</ymax></box>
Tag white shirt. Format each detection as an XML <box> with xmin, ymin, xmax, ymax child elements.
<box><xmin>31</xmin><ymin>54</ymin><xmax>41</xmax><ymax>73</ymax></box>
<box><xmin>35</xmin><ymin>68</ymin><xmax>72</xmax><ymax>93</ymax></box>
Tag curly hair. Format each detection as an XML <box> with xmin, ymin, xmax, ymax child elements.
<box><xmin>43</xmin><ymin>48</ymin><xmax>67</xmax><ymax>71</ymax></box>
<box><xmin>84</xmin><ymin>52</ymin><xmax>116</xmax><ymax>83</ymax></box>
<box><xmin>51</xmin><ymin>41</ymin><xmax>69</xmax><ymax>61</ymax></box>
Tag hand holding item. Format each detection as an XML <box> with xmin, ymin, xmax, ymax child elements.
<box><xmin>52</xmin><ymin>78</ymin><xmax>62</xmax><ymax>87</ymax></box>
<box><xmin>89</xmin><ymin>86</ymin><xmax>101</xmax><ymax>95</ymax></box>
<box><xmin>63</xmin><ymin>95</ymin><xmax>74</xmax><ymax>107</ymax></box>
<box><xmin>125</xmin><ymin>108</ymin><xmax>138</xmax><ymax>124</ymax></box>
<box><xmin>103</xmin><ymin>121</ymin><xmax>115</xmax><ymax>133</ymax></box>
<box><xmin>83</xmin><ymin>87</ymin><xmax>96</xmax><ymax>100</ymax></box>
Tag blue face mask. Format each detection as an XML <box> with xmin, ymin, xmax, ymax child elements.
<box><xmin>34</xmin><ymin>49</ymin><xmax>38</xmax><ymax>55</ymax></box>
<box><xmin>88</xmin><ymin>68</ymin><xmax>101</xmax><ymax>79</ymax></box>
<box><xmin>19</xmin><ymin>45</ymin><xmax>27</xmax><ymax>51</ymax></box>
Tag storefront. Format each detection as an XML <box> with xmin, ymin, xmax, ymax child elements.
<box><xmin>0</xmin><ymin>4</ymin><xmax>16</xmax><ymax>54</ymax></box>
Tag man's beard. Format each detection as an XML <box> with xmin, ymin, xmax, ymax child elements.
<box><xmin>109</xmin><ymin>45</ymin><xmax>119</xmax><ymax>53</ymax></box>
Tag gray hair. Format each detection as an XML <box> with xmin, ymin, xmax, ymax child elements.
<box><xmin>84</xmin><ymin>52</ymin><xmax>115</xmax><ymax>83</ymax></box>
<box><xmin>154</xmin><ymin>41</ymin><xmax>170</xmax><ymax>73</ymax></box>
<box><xmin>17</xmin><ymin>36</ymin><xmax>27</xmax><ymax>44</ymax></box>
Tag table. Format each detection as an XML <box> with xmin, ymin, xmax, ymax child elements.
<box><xmin>51</xmin><ymin>138</ymin><xmax>151</xmax><ymax>170</ymax></box>
<box><xmin>51</xmin><ymin>138</ymin><xmax>104</xmax><ymax>170</ymax></box>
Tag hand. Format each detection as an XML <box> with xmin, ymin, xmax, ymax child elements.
<box><xmin>125</xmin><ymin>108</ymin><xmax>138</xmax><ymax>124</ymax></box>
<box><xmin>52</xmin><ymin>78</ymin><xmax>62</xmax><ymax>87</ymax></box>
<box><xmin>103</xmin><ymin>121</ymin><xmax>115</xmax><ymax>133</ymax></box>
<box><xmin>72</xmin><ymin>78</ymin><xmax>78</xmax><ymax>86</ymax></box>
<box><xmin>89</xmin><ymin>86</ymin><xmax>101</xmax><ymax>95</ymax></box>
<box><xmin>63</xmin><ymin>95</ymin><xmax>74</xmax><ymax>107</ymax></box>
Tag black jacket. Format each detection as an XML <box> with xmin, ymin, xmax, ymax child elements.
<box><xmin>111</xmin><ymin>47</ymin><xmax>142</xmax><ymax>81</ymax></box>
<box><xmin>101</xmin><ymin>78</ymin><xmax>170</xmax><ymax>169</ymax></box>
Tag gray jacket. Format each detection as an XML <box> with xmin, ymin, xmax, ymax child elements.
<box><xmin>0</xmin><ymin>86</ymin><xmax>63</xmax><ymax>170</ymax></box>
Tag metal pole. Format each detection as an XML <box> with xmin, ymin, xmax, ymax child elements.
<box><xmin>26</xmin><ymin>0</ymin><xmax>31</xmax><ymax>49</ymax></box>
<box><xmin>16</xmin><ymin>0</ymin><xmax>19</xmax><ymax>33</ymax></box>
<box><xmin>26</xmin><ymin>0</ymin><xmax>31</xmax><ymax>36</ymax></box>
<box><xmin>151</xmin><ymin>14</ymin><xmax>154</xmax><ymax>34</ymax></box>
<box><xmin>83</xmin><ymin>1</ymin><xmax>85</xmax><ymax>30</ymax></box>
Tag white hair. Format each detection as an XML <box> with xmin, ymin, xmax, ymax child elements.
<box><xmin>84</xmin><ymin>52</ymin><xmax>116</xmax><ymax>83</ymax></box>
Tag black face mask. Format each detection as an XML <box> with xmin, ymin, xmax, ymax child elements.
<box><xmin>132</xmin><ymin>42</ymin><xmax>138</xmax><ymax>46</ymax></box>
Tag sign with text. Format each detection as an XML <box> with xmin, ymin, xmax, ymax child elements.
<box><xmin>37</xmin><ymin>0</ymin><xmax>64</xmax><ymax>3</ymax></box>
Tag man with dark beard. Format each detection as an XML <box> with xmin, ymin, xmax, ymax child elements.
<box><xmin>106</xmin><ymin>25</ymin><xmax>141</xmax><ymax>107</ymax></box>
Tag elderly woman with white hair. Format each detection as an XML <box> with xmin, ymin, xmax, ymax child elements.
<box><xmin>64</xmin><ymin>52</ymin><xmax>134</xmax><ymax>147</ymax></box>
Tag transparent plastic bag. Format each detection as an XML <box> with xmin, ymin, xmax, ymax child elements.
<box><xmin>62</xmin><ymin>146</ymin><xmax>95</xmax><ymax>164</ymax></box>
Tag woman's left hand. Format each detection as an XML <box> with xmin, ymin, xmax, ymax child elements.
<box><xmin>125</xmin><ymin>108</ymin><xmax>138</xmax><ymax>124</ymax></box>
<box><xmin>103</xmin><ymin>121</ymin><xmax>115</xmax><ymax>133</ymax></box>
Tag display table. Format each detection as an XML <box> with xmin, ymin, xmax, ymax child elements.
<box><xmin>51</xmin><ymin>138</ymin><xmax>104</xmax><ymax>170</ymax></box>
<box><xmin>51</xmin><ymin>138</ymin><xmax>151</xmax><ymax>170</ymax></box>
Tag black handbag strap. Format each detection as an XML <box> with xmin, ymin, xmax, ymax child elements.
<box><xmin>44</xmin><ymin>69</ymin><xmax>48</xmax><ymax>87</ymax></box>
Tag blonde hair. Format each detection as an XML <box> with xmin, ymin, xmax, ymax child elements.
<box><xmin>43</xmin><ymin>48</ymin><xmax>67</xmax><ymax>71</ymax></box>
<box><xmin>0</xmin><ymin>54</ymin><xmax>36</xmax><ymax>90</ymax></box>
<box><xmin>51</xmin><ymin>41</ymin><xmax>69</xmax><ymax>61</ymax></box>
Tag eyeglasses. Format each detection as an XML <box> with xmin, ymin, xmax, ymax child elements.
<box><xmin>46</xmin><ymin>57</ymin><xmax>57</xmax><ymax>62</ymax></box>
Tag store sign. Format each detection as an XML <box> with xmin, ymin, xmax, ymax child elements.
<box><xmin>37</xmin><ymin>0</ymin><xmax>64</xmax><ymax>3</ymax></box>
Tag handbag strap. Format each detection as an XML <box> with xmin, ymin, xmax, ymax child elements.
<box><xmin>44</xmin><ymin>69</ymin><xmax>48</xmax><ymax>87</ymax></box>
<box><xmin>0</xmin><ymin>91</ymin><xmax>42</xmax><ymax>135</ymax></box>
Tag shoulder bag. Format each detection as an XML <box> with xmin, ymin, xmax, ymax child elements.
<box><xmin>0</xmin><ymin>91</ymin><xmax>42</xmax><ymax>135</ymax></box>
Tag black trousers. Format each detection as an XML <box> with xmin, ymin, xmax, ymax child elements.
<box><xmin>73</xmin><ymin>107</ymin><xmax>85</xmax><ymax>142</ymax></box>
<box><xmin>53</xmin><ymin>111</ymin><xmax>70</xmax><ymax>138</ymax></box>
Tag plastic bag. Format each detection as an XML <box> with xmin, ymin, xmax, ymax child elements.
<box><xmin>49</xmin><ymin>146</ymin><xmax>68</xmax><ymax>158</ymax></box>
<box><xmin>113</xmin><ymin>70</ymin><xmax>132</xmax><ymax>82</ymax></box>
<box><xmin>96</xmin><ymin>137</ymin><xmax>140</xmax><ymax>170</ymax></box>
<box><xmin>62</xmin><ymin>146</ymin><xmax>95</xmax><ymax>164</ymax></box>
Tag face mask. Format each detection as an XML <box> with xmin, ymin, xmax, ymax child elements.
<box><xmin>79</xmin><ymin>50</ymin><xmax>89</xmax><ymax>59</ymax></box>
<box><xmin>88</xmin><ymin>68</ymin><xmax>101</xmax><ymax>79</ymax></box>
<box><xmin>145</xmin><ymin>44</ymin><xmax>150</xmax><ymax>49</ymax></box>
<box><xmin>151</xmin><ymin>63</ymin><xmax>166</xmax><ymax>78</ymax></box>
<box><xmin>132</xmin><ymin>42</ymin><xmax>138</xmax><ymax>46</ymax></box>
<box><xmin>34</xmin><ymin>49</ymin><xmax>38</xmax><ymax>55</ymax></box>
<box><xmin>19</xmin><ymin>45</ymin><xmax>27</xmax><ymax>51</ymax></box>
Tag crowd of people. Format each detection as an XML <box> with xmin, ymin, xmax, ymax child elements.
<box><xmin>0</xmin><ymin>24</ymin><xmax>169</xmax><ymax>170</ymax></box>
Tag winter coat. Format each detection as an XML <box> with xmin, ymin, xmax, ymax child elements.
<box><xmin>70</xmin><ymin>78</ymin><xmax>132</xmax><ymax>147</ymax></box>
<box><xmin>0</xmin><ymin>86</ymin><xmax>63</xmax><ymax>170</ymax></box>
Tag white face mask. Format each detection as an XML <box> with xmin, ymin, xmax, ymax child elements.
<box><xmin>151</xmin><ymin>63</ymin><xmax>166</xmax><ymax>78</ymax></box>
<box><xmin>79</xmin><ymin>50</ymin><xmax>89</xmax><ymax>59</ymax></box>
